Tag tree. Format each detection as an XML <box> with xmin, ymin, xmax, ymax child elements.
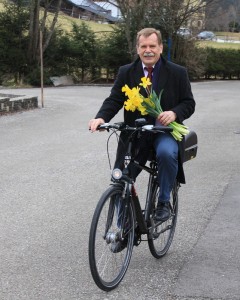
<box><xmin>69</xmin><ymin>23</ymin><xmax>97</xmax><ymax>82</ymax></box>
<box><xmin>206</xmin><ymin>0</ymin><xmax>240</xmax><ymax>31</ymax></box>
<box><xmin>0</xmin><ymin>1</ymin><xmax>29</xmax><ymax>83</ymax></box>
<box><xmin>229</xmin><ymin>20</ymin><xmax>240</xmax><ymax>32</ymax></box>
<box><xmin>173</xmin><ymin>38</ymin><xmax>207</xmax><ymax>79</ymax></box>
<box><xmin>108</xmin><ymin>0</ymin><xmax>151</xmax><ymax>59</ymax></box>
<box><xmin>98</xmin><ymin>27</ymin><xmax>131</xmax><ymax>80</ymax></box>
<box><xmin>106</xmin><ymin>0</ymin><xmax>217</xmax><ymax>60</ymax></box>
<box><xmin>28</xmin><ymin>0</ymin><xmax>62</xmax><ymax>66</ymax></box>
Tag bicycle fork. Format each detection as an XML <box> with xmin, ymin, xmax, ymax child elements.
<box><xmin>111</xmin><ymin>182</ymin><xmax>134</xmax><ymax>242</ymax></box>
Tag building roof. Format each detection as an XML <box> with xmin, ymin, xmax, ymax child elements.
<box><xmin>94</xmin><ymin>1</ymin><xmax>122</xmax><ymax>19</ymax></box>
<box><xmin>66</xmin><ymin>0</ymin><xmax>121</xmax><ymax>22</ymax></box>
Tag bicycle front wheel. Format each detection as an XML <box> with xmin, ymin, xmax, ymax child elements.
<box><xmin>88</xmin><ymin>185</ymin><xmax>135</xmax><ymax>291</ymax></box>
<box><xmin>148</xmin><ymin>182</ymin><xmax>179</xmax><ymax>258</ymax></box>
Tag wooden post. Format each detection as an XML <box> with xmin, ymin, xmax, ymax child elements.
<box><xmin>40</xmin><ymin>30</ymin><xmax>44</xmax><ymax>108</ymax></box>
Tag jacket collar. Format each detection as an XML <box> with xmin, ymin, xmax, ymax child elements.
<box><xmin>132</xmin><ymin>56</ymin><xmax>169</xmax><ymax>95</ymax></box>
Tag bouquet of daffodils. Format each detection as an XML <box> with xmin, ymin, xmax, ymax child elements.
<box><xmin>122</xmin><ymin>77</ymin><xmax>189</xmax><ymax>141</ymax></box>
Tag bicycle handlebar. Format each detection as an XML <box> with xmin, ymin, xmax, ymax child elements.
<box><xmin>98</xmin><ymin>122</ymin><xmax>173</xmax><ymax>133</ymax></box>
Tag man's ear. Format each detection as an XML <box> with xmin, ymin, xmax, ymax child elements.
<box><xmin>160</xmin><ymin>44</ymin><xmax>163</xmax><ymax>54</ymax></box>
<box><xmin>136</xmin><ymin>45</ymin><xmax>139</xmax><ymax>55</ymax></box>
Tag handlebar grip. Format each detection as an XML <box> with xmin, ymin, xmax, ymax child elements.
<box><xmin>97</xmin><ymin>122</ymin><xmax>126</xmax><ymax>130</ymax></box>
<box><xmin>96</xmin><ymin>123</ymin><xmax>110</xmax><ymax>131</ymax></box>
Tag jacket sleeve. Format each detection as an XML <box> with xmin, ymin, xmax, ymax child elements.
<box><xmin>171</xmin><ymin>67</ymin><xmax>195</xmax><ymax>123</ymax></box>
<box><xmin>95</xmin><ymin>66</ymin><xmax>127</xmax><ymax>122</ymax></box>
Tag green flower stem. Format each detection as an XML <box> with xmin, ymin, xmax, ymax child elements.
<box><xmin>140</xmin><ymin>88</ymin><xmax>189</xmax><ymax>141</ymax></box>
<box><xmin>169</xmin><ymin>122</ymin><xmax>189</xmax><ymax>141</ymax></box>
<box><xmin>169</xmin><ymin>122</ymin><xmax>189</xmax><ymax>135</ymax></box>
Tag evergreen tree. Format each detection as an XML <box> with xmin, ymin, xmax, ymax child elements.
<box><xmin>0</xmin><ymin>1</ymin><xmax>29</xmax><ymax>84</ymax></box>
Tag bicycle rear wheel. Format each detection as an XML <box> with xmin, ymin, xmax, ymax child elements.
<box><xmin>88</xmin><ymin>185</ymin><xmax>135</xmax><ymax>291</ymax></box>
<box><xmin>148</xmin><ymin>182</ymin><xmax>178</xmax><ymax>258</ymax></box>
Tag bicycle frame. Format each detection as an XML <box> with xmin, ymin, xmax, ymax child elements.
<box><xmin>112</xmin><ymin>131</ymin><xmax>159</xmax><ymax>238</ymax></box>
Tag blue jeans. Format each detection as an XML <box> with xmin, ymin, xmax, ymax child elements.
<box><xmin>153</xmin><ymin>133</ymin><xmax>178</xmax><ymax>203</ymax></box>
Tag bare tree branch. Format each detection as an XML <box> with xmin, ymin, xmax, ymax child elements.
<box><xmin>42</xmin><ymin>0</ymin><xmax>62</xmax><ymax>52</ymax></box>
<box><xmin>28</xmin><ymin>0</ymin><xmax>62</xmax><ymax>65</ymax></box>
<box><xmin>105</xmin><ymin>0</ymin><xmax>150</xmax><ymax>59</ymax></box>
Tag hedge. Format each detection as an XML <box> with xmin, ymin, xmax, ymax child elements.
<box><xmin>204</xmin><ymin>48</ymin><xmax>240</xmax><ymax>79</ymax></box>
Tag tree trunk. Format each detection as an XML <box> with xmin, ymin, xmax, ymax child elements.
<box><xmin>28</xmin><ymin>0</ymin><xmax>40</xmax><ymax>64</ymax></box>
<box><xmin>28</xmin><ymin>0</ymin><xmax>62</xmax><ymax>65</ymax></box>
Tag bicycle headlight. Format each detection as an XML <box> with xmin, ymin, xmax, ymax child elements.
<box><xmin>112</xmin><ymin>168</ymin><xmax>122</xmax><ymax>180</ymax></box>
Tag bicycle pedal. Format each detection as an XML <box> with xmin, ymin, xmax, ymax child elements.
<box><xmin>134</xmin><ymin>233</ymin><xmax>141</xmax><ymax>246</ymax></box>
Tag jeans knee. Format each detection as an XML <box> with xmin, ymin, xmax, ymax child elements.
<box><xmin>156</xmin><ymin>149</ymin><xmax>176</xmax><ymax>163</ymax></box>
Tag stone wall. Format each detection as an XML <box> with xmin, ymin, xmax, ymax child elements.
<box><xmin>0</xmin><ymin>93</ymin><xmax>38</xmax><ymax>115</ymax></box>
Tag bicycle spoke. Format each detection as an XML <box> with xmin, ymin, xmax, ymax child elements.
<box><xmin>148</xmin><ymin>182</ymin><xmax>178</xmax><ymax>258</ymax></box>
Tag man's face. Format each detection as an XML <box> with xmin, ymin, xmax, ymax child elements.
<box><xmin>137</xmin><ymin>33</ymin><xmax>163</xmax><ymax>67</ymax></box>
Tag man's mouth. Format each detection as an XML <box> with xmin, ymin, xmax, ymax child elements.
<box><xmin>143</xmin><ymin>53</ymin><xmax>155</xmax><ymax>57</ymax></box>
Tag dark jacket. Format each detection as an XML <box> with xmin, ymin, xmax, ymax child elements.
<box><xmin>95</xmin><ymin>56</ymin><xmax>195</xmax><ymax>183</ymax></box>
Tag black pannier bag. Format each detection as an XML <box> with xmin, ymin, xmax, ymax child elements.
<box><xmin>183</xmin><ymin>130</ymin><xmax>198</xmax><ymax>163</ymax></box>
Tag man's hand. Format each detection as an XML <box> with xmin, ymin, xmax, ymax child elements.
<box><xmin>157</xmin><ymin>111</ymin><xmax>176</xmax><ymax>126</ymax></box>
<box><xmin>88</xmin><ymin>118</ymin><xmax>105</xmax><ymax>132</ymax></box>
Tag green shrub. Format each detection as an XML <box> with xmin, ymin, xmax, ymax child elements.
<box><xmin>205</xmin><ymin>48</ymin><xmax>240</xmax><ymax>79</ymax></box>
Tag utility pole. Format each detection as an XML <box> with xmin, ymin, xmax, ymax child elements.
<box><xmin>40</xmin><ymin>30</ymin><xmax>44</xmax><ymax>108</ymax></box>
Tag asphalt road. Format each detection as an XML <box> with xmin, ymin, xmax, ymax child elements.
<box><xmin>1</xmin><ymin>81</ymin><xmax>240</xmax><ymax>300</ymax></box>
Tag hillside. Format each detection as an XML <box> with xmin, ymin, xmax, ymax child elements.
<box><xmin>0</xmin><ymin>2</ymin><xmax>114</xmax><ymax>34</ymax></box>
<box><xmin>52</xmin><ymin>11</ymin><xmax>114</xmax><ymax>34</ymax></box>
<box><xmin>206</xmin><ymin>0</ymin><xmax>240</xmax><ymax>31</ymax></box>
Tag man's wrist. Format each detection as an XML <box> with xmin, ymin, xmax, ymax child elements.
<box><xmin>172</xmin><ymin>111</ymin><xmax>177</xmax><ymax>121</ymax></box>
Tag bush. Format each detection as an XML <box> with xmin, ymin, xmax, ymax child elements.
<box><xmin>172</xmin><ymin>37</ymin><xmax>207</xmax><ymax>80</ymax></box>
<box><xmin>25</xmin><ymin>67</ymin><xmax>52</xmax><ymax>86</ymax></box>
<box><xmin>205</xmin><ymin>48</ymin><xmax>240</xmax><ymax>79</ymax></box>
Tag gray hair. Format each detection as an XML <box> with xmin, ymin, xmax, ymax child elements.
<box><xmin>136</xmin><ymin>28</ymin><xmax>162</xmax><ymax>46</ymax></box>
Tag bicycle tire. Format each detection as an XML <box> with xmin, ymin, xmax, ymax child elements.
<box><xmin>147</xmin><ymin>181</ymin><xmax>178</xmax><ymax>258</ymax></box>
<box><xmin>88</xmin><ymin>185</ymin><xmax>135</xmax><ymax>291</ymax></box>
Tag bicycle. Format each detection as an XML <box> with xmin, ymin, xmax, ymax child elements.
<box><xmin>88</xmin><ymin>118</ymin><xmax>197</xmax><ymax>291</ymax></box>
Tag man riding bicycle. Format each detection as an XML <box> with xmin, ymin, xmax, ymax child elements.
<box><xmin>89</xmin><ymin>28</ymin><xmax>195</xmax><ymax>223</ymax></box>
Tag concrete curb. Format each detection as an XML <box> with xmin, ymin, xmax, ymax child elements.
<box><xmin>0</xmin><ymin>93</ymin><xmax>38</xmax><ymax>115</ymax></box>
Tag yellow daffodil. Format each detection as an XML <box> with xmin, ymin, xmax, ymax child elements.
<box><xmin>138</xmin><ymin>104</ymin><xmax>148</xmax><ymax>115</ymax></box>
<box><xmin>122</xmin><ymin>85</ymin><xmax>132</xmax><ymax>98</ymax></box>
<box><xmin>139</xmin><ymin>77</ymin><xmax>152</xmax><ymax>89</ymax></box>
<box><xmin>124</xmin><ymin>99</ymin><xmax>136</xmax><ymax>112</ymax></box>
<box><xmin>122</xmin><ymin>79</ymin><xmax>189</xmax><ymax>141</ymax></box>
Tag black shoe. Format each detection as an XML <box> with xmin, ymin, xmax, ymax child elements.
<box><xmin>111</xmin><ymin>238</ymin><xmax>128</xmax><ymax>253</ymax></box>
<box><xmin>155</xmin><ymin>202</ymin><xmax>170</xmax><ymax>222</ymax></box>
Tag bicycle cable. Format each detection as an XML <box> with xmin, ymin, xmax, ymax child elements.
<box><xmin>106</xmin><ymin>127</ymin><xmax>141</xmax><ymax>171</ymax></box>
<box><xmin>106</xmin><ymin>129</ymin><xmax>120</xmax><ymax>171</ymax></box>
